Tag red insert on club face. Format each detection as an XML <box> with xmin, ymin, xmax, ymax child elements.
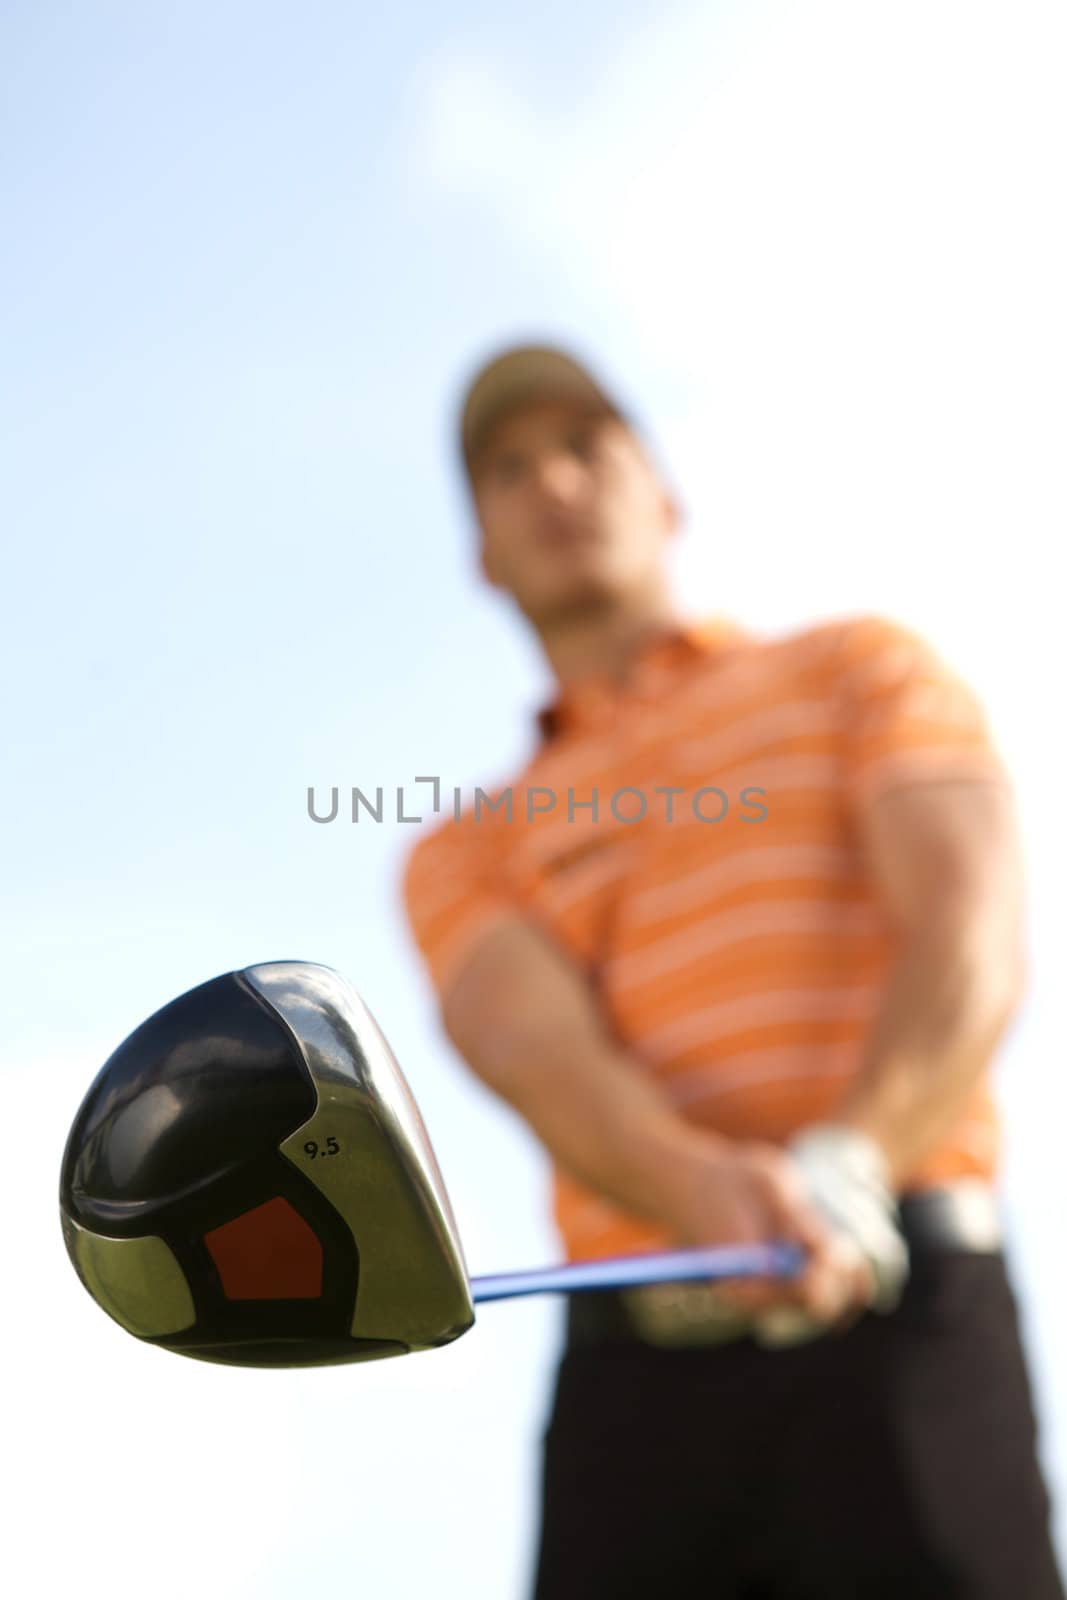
<box><xmin>203</xmin><ymin>1196</ymin><xmax>324</xmax><ymax>1300</ymax></box>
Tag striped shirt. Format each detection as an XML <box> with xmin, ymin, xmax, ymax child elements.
<box><xmin>400</xmin><ymin>612</ymin><xmax>1012</xmax><ymax>1262</ymax></box>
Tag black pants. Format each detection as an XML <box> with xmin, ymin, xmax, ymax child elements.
<box><xmin>530</xmin><ymin>1252</ymin><xmax>1064</xmax><ymax>1598</ymax></box>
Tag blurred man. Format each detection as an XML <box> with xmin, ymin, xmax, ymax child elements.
<box><xmin>401</xmin><ymin>342</ymin><xmax>1064</xmax><ymax>1598</ymax></box>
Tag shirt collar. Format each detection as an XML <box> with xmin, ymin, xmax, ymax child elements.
<box><xmin>534</xmin><ymin>614</ymin><xmax>748</xmax><ymax>742</ymax></box>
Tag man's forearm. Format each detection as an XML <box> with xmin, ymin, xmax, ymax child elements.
<box><xmin>833</xmin><ymin>907</ymin><xmax>1025</xmax><ymax>1185</ymax></box>
<box><xmin>469</xmin><ymin>1026</ymin><xmax>718</xmax><ymax>1229</ymax></box>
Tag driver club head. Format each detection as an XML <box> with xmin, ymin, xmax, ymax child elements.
<box><xmin>59</xmin><ymin>961</ymin><xmax>476</xmax><ymax>1368</ymax></box>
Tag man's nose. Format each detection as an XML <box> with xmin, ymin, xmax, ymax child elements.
<box><xmin>529</xmin><ymin>449</ymin><xmax>585</xmax><ymax>503</ymax></box>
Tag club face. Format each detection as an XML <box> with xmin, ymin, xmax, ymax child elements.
<box><xmin>248</xmin><ymin>963</ymin><xmax>475</xmax><ymax>1351</ymax></box>
<box><xmin>59</xmin><ymin>961</ymin><xmax>476</xmax><ymax>1367</ymax></box>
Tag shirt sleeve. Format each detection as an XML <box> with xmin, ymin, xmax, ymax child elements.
<box><xmin>400</xmin><ymin>810</ymin><xmax>523</xmax><ymax>1001</ymax></box>
<box><xmin>834</xmin><ymin>614</ymin><xmax>1011</xmax><ymax>810</ymax></box>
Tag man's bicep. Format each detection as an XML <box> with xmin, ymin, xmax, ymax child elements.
<box><xmin>401</xmin><ymin>818</ymin><xmax>521</xmax><ymax>999</ymax></box>
<box><xmin>400</xmin><ymin>816</ymin><xmax>621</xmax><ymax>1108</ymax></box>
<box><xmin>856</xmin><ymin>776</ymin><xmax>1028</xmax><ymax>966</ymax></box>
<box><xmin>440</xmin><ymin>913</ymin><xmax>617</xmax><ymax>1101</ymax></box>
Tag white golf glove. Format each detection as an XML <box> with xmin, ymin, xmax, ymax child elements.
<box><xmin>754</xmin><ymin>1124</ymin><xmax>910</xmax><ymax>1348</ymax></box>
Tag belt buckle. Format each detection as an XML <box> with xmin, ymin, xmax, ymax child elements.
<box><xmin>901</xmin><ymin>1178</ymin><xmax>1003</xmax><ymax>1253</ymax></box>
<box><xmin>620</xmin><ymin>1281</ymin><xmax>751</xmax><ymax>1348</ymax></box>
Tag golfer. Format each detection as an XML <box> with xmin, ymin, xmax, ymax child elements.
<box><xmin>401</xmin><ymin>342</ymin><xmax>1064</xmax><ymax>1597</ymax></box>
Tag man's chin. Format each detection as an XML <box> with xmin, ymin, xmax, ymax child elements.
<box><xmin>522</xmin><ymin>582</ymin><xmax>622</xmax><ymax>628</ymax></box>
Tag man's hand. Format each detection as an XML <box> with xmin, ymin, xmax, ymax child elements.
<box><xmin>787</xmin><ymin>1124</ymin><xmax>909</xmax><ymax>1310</ymax></box>
<box><xmin>659</xmin><ymin>1134</ymin><xmax>878</xmax><ymax>1328</ymax></box>
<box><xmin>751</xmin><ymin>1125</ymin><xmax>910</xmax><ymax>1346</ymax></box>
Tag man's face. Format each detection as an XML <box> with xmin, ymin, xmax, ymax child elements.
<box><xmin>469</xmin><ymin>400</ymin><xmax>680</xmax><ymax>627</ymax></box>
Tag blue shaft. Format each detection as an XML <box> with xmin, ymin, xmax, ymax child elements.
<box><xmin>469</xmin><ymin>1242</ymin><xmax>804</xmax><ymax>1304</ymax></box>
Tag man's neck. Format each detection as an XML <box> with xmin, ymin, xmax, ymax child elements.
<box><xmin>537</xmin><ymin>598</ymin><xmax>686</xmax><ymax>692</ymax></box>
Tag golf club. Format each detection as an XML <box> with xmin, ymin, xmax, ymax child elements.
<box><xmin>59</xmin><ymin>960</ymin><xmax>803</xmax><ymax>1368</ymax></box>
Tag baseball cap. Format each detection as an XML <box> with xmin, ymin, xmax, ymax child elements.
<box><xmin>457</xmin><ymin>342</ymin><xmax>632</xmax><ymax>480</ymax></box>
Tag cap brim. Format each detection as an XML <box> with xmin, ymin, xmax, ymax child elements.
<box><xmin>460</xmin><ymin>345</ymin><xmax>625</xmax><ymax>476</ymax></box>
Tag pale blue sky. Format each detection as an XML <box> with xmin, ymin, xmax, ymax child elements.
<box><xmin>4</xmin><ymin>2</ymin><xmax>1066</xmax><ymax>1595</ymax></box>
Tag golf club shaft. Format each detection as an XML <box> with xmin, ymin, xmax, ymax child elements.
<box><xmin>470</xmin><ymin>1241</ymin><xmax>805</xmax><ymax>1303</ymax></box>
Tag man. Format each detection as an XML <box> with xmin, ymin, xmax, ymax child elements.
<box><xmin>401</xmin><ymin>342</ymin><xmax>1063</xmax><ymax>1597</ymax></box>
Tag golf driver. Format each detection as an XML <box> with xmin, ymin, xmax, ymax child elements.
<box><xmin>59</xmin><ymin>960</ymin><xmax>803</xmax><ymax>1368</ymax></box>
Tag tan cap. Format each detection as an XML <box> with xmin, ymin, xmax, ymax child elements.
<box><xmin>458</xmin><ymin>343</ymin><xmax>630</xmax><ymax>479</ymax></box>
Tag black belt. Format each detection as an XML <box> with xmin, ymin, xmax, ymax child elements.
<box><xmin>565</xmin><ymin>1180</ymin><xmax>1002</xmax><ymax>1350</ymax></box>
<box><xmin>897</xmin><ymin>1179</ymin><xmax>1001</xmax><ymax>1253</ymax></box>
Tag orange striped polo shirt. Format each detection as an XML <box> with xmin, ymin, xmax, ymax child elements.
<box><xmin>400</xmin><ymin>612</ymin><xmax>1013</xmax><ymax>1263</ymax></box>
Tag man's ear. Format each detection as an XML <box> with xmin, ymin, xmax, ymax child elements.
<box><xmin>661</xmin><ymin>486</ymin><xmax>684</xmax><ymax>539</ymax></box>
<box><xmin>634</xmin><ymin>432</ymin><xmax>683</xmax><ymax>539</ymax></box>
